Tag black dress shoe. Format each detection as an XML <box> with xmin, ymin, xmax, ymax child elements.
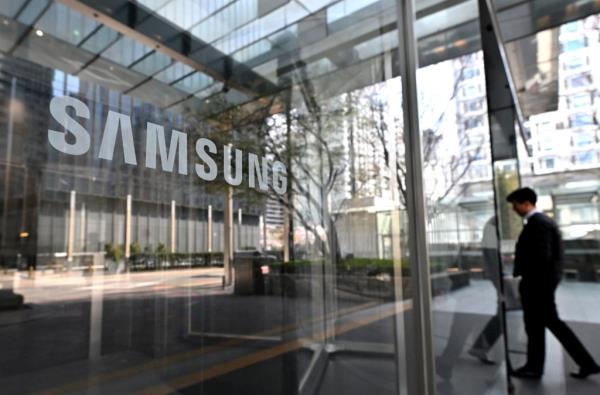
<box><xmin>511</xmin><ymin>366</ymin><xmax>542</xmax><ymax>379</ymax></box>
<box><xmin>570</xmin><ymin>364</ymin><xmax>600</xmax><ymax>379</ymax></box>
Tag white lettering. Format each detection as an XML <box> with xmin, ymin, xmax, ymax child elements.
<box><xmin>145</xmin><ymin>122</ymin><xmax>188</xmax><ymax>175</ymax></box>
<box><xmin>223</xmin><ymin>145</ymin><xmax>243</xmax><ymax>186</ymax></box>
<box><xmin>248</xmin><ymin>153</ymin><xmax>268</xmax><ymax>191</ymax></box>
<box><xmin>47</xmin><ymin>97</ymin><xmax>288</xmax><ymax>194</ymax></box>
<box><xmin>48</xmin><ymin>96</ymin><xmax>91</xmax><ymax>155</ymax></box>
<box><xmin>272</xmin><ymin>161</ymin><xmax>287</xmax><ymax>195</ymax></box>
<box><xmin>99</xmin><ymin>111</ymin><xmax>137</xmax><ymax>165</ymax></box>
<box><xmin>195</xmin><ymin>138</ymin><xmax>217</xmax><ymax>181</ymax></box>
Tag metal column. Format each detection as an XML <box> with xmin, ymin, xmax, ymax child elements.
<box><xmin>478</xmin><ymin>0</ymin><xmax>525</xmax><ymax>391</ymax></box>
<box><xmin>67</xmin><ymin>191</ymin><xmax>76</xmax><ymax>263</ymax></box>
<box><xmin>125</xmin><ymin>194</ymin><xmax>132</xmax><ymax>259</ymax></box>
<box><xmin>396</xmin><ymin>0</ymin><xmax>436</xmax><ymax>393</ymax></box>
<box><xmin>170</xmin><ymin>200</ymin><xmax>176</xmax><ymax>253</ymax></box>
<box><xmin>223</xmin><ymin>187</ymin><xmax>233</xmax><ymax>286</ymax></box>
<box><xmin>207</xmin><ymin>204</ymin><xmax>212</xmax><ymax>253</ymax></box>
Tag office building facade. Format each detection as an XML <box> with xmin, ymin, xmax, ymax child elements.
<box><xmin>1</xmin><ymin>1</ymin><xmax>600</xmax><ymax>394</ymax></box>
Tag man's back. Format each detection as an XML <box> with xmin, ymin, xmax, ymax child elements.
<box><xmin>514</xmin><ymin>212</ymin><xmax>564</xmax><ymax>288</ymax></box>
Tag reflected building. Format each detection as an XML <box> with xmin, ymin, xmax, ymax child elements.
<box><xmin>0</xmin><ymin>54</ymin><xmax>53</xmax><ymax>268</ymax></box>
<box><xmin>528</xmin><ymin>16</ymin><xmax>600</xmax><ymax>174</ymax></box>
<box><xmin>3</xmin><ymin>1</ymin><xmax>600</xmax><ymax>395</ymax></box>
<box><xmin>1</xmin><ymin>56</ymin><xmax>263</xmax><ymax>270</ymax></box>
<box><xmin>523</xmin><ymin>16</ymin><xmax>600</xmax><ymax>241</ymax></box>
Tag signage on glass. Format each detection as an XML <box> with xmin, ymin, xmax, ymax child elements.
<box><xmin>47</xmin><ymin>96</ymin><xmax>287</xmax><ymax>195</ymax></box>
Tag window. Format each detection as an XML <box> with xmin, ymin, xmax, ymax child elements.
<box><xmin>538</xmin><ymin>120</ymin><xmax>553</xmax><ymax>130</ymax></box>
<box><xmin>562</xmin><ymin>21</ymin><xmax>580</xmax><ymax>33</ymax></box>
<box><xmin>473</xmin><ymin>150</ymin><xmax>485</xmax><ymax>161</ymax></box>
<box><xmin>539</xmin><ymin>137</ymin><xmax>554</xmax><ymax>151</ymax></box>
<box><xmin>569</xmin><ymin>93</ymin><xmax>591</xmax><ymax>108</ymax></box>
<box><xmin>464</xmin><ymin>99</ymin><xmax>483</xmax><ymax>112</ymax></box>
<box><xmin>463</xmin><ymin>84</ymin><xmax>481</xmax><ymax>98</ymax></box>
<box><xmin>562</xmin><ymin>38</ymin><xmax>586</xmax><ymax>52</ymax></box>
<box><xmin>544</xmin><ymin>158</ymin><xmax>555</xmax><ymax>169</ymax></box>
<box><xmin>563</xmin><ymin>55</ymin><xmax>586</xmax><ymax>70</ymax></box>
<box><xmin>558</xmin><ymin>204</ymin><xmax>598</xmax><ymax>225</ymax></box>
<box><xmin>463</xmin><ymin>68</ymin><xmax>480</xmax><ymax>79</ymax></box>
<box><xmin>469</xmin><ymin>164</ymin><xmax>488</xmax><ymax>179</ymax></box>
<box><xmin>575</xmin><ymin>151</ymin><xmax>595</xmax><ymax>165</ymax></box>
<box><xmin>464</xmin><ymin>116</ymin><xmax>484</xmax><ymax>130</ymax></box>
<box><xmin>569</xmin><ymin>113</ymin><xmax>594</xmax><ymax>127</ymax></box>
<box><xmin>573</xmin><ymin>132</ymin><xmax>595</xmax><ymax>147</ymax></box>
<box><xmin>565</xmin><ymin>73</ymin><xmax>592</xmax><ymax>89</ymax></box>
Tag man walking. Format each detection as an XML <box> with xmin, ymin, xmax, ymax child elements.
<box><xmin>507</xmin><ymin>187</ymin><xmax>600</xmax><ymax>379</ymax></box>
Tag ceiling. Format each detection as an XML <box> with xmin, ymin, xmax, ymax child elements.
<box><xmin>0</xmin><ymin>0</ymin><xmax>598</xmax><ymax>119</ymax></box>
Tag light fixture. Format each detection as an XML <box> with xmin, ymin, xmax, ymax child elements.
<box><xmin>35</xmin><ymin>29</ymin><xmax>44</xmax><ymax>37</ymax></box>
<box><xmin>19</xmin><ymin>231</ymin><xmax>29</xmax><ymax>238</ymax></box>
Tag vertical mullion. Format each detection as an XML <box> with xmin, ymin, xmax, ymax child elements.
<box><xmin>396</xmin><ymin>0</ymin><xmax>436</xmax><ymax>394</ymax></box>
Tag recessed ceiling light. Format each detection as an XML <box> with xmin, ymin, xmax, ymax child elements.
<box><xmin>35</xmin><ymin>29</ymin><xmax>44</xmax><ymax>37</ymax></box>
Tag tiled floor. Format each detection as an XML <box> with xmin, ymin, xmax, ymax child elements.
<box><xmin>2</xmin><ymin>272</ymin><xmax>599</xmax><ymax>394</ymax></box>
<box><xmin>433</xmin><ymin>279</ymin><xmax>600</xmax><ymax>394</ymax></box>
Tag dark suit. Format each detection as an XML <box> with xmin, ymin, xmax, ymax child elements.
<box><xmin>515</xmin><ymin>211</ymin><xmax>596</xmax><ymax>372</ymax></box>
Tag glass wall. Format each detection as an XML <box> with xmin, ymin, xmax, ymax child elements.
<box><xmin>417</xmin><ymin>2</ymin><xmax>507</xmax><ymax>394</ymax></box>
<box><xmin>0</xmin><ymin>1</ymin><xmax>414</xmax><ymax>394</ymax></box>
<box><xmin>417</xmin><ymin>39</ymin><xmax>508</xmax><ymax>395</ymax></box>
<box><xmin>3</xmin><ymin>1</ymin><xmax>598</xmax><ymax>394</ymax></box>
<box><xmin>505</xmin><ymin>13</ymin><xmax>600</xmax><ymax>386</ymax></box>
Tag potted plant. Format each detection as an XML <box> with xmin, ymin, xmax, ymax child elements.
<box><xmin>104</xmin><ymin>243</ymin><xmax>124</xmax><ymax>273</ymax></box>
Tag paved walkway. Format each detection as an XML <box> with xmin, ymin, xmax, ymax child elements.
<box><xmin>432</xmin><ymin>279</ymin><xmax>600</xmax><ymax>394</ymax></box>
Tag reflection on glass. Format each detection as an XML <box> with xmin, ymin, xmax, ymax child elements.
<box><xmin>417</xmin><ymin>47</ymin><xmax>507</xmax><ymax>392</ymax></box>
<box><xmin>505</xmin><ymin>12</ymin><xmax>600</xmax><ymax>380</ymax></box>
<box><xmin>0</xmin><ymin>1</ymin><xmax>412</xmax><ymax>394</ymax></box>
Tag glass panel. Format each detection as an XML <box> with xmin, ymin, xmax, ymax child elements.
<box><xmin>17</xmin><ymin>0</ymin><xmax>49</xmax><ymax>26</ymax></box>
<box><xmin>172</xmin><ymin>71</ymin><xmax>214</xmax><ymax>93</ymax></box>
<box><xmin>153</xmin><ymin>61</ymin><xmax>194</xmax><ymax>84</ymax></box>
<box><xmin>80</xmin><ymin>26</ymin><xmax>119</xmax><ymax>53</ymax></box>
<box><xmin>0</xmin><ymin>1</ymin><xmax>413</xmax><ymax>394</ymax></box>
<box><xmin>498</xmin><ymin>8</ymin><xmax>600</xmax><ymax>392</ymax></box>
<box><xmin>131</xmin><ymin>51</ymin><xmax>172</xmax><ymax>76</ymax></box>
<box><xmin>102</xmin><ymin>36</ymin><xmax>153</xmax><ymax>68</ymax></box>
<box><xmin>417</xmin><ymin>3</ymin><xmax>508</xmax><ymax>390</ymax></box>
<box><xmin>190</xmin><ymin>0</ymin><xmax>259</xmax><ymax>43</ymax></box>
<box><xmin>0</xmin><ymin>0</ymin><xmax>27</xmax><ymax>19</ymax></box>
<box><xmin>34</xmin><ymin>3</ymin><xmax>99</xmax><ymax>46</ymax></box>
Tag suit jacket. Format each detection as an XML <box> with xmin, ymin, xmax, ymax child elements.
<box><xmin>513</xmin><ymin>212</ymin><xmax>564</xmax><ymax>290</ymax></box>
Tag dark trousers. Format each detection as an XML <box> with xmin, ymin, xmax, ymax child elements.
<box><xmin>473</xmin><ymin>307</ymin><xmax>502</xmax><ymax>351</ymax></box>
<box><xmin>472</xmin><ymin>248</ymin><xmax>502</xmax><ymax>351</ymax></box>
<box><xmin>520</xmin><ymin>282</ymin><xmax>596</xmax><ymax>372</ymax></box>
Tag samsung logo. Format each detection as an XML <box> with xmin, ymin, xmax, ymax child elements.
<box><xmin>47</xmin><ymin>96</ymin><xmax>287</xmax><ymax>194</ymax></box>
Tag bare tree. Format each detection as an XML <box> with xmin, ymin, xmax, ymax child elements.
<box><xmin>362</xmin><ymin>55</ymin><xmax>484</xmax><ymax>215</ymax></box>
<box><xmin>182</xmin><ymin>53</ymin><xmax>486</xmax><ymax>260</ymax></box>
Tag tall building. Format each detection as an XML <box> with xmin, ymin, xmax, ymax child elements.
<box><xmin>453</xmin><ymin>52</ymin><xmax>493</xmax><ymax>182</ymax></box>
<box><xmin>527</xmin><ymin>16</ymin><xmax>600</xmax><ymax>174</ymax></box>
